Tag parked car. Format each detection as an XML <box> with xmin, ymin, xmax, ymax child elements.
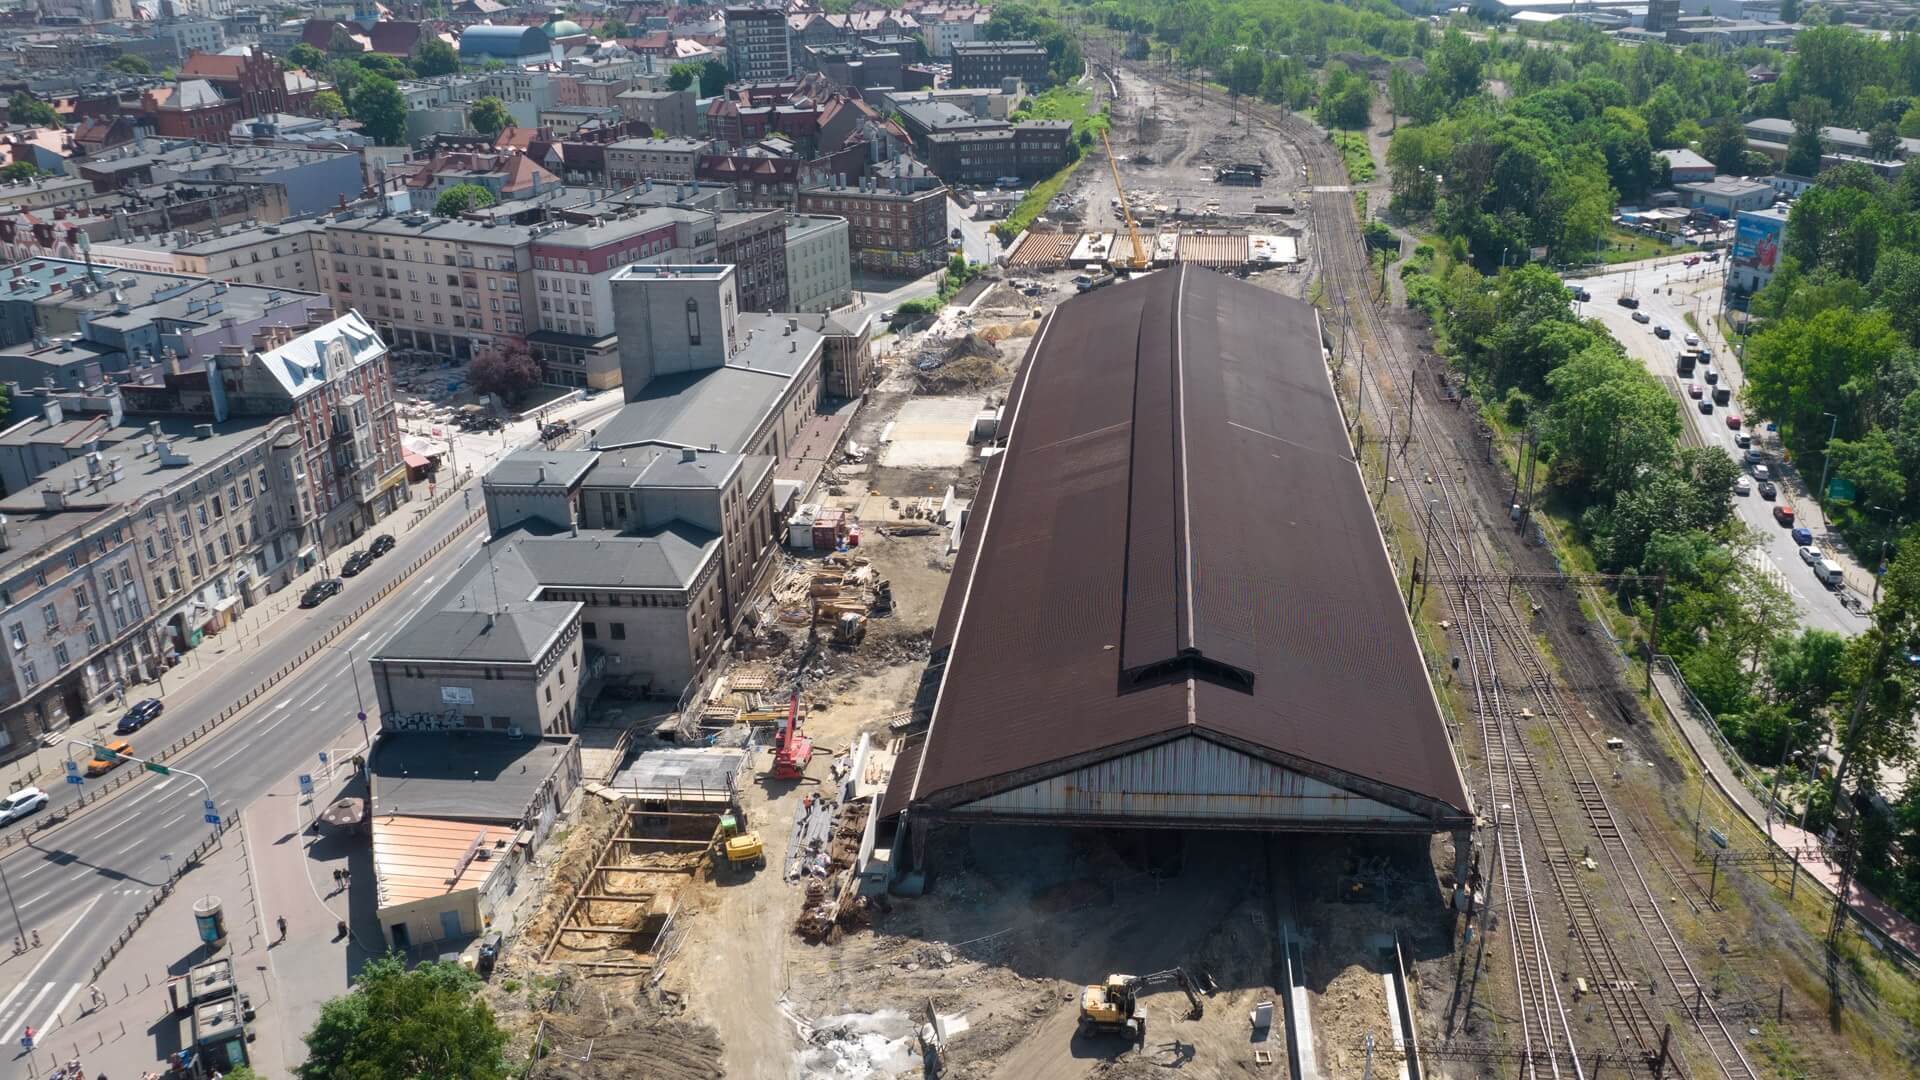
<box><xmin>1792</xmin><ymin>525</ymin><xmax>1813</xmax><ymax>546</ymax></box>
<box><xmin>1758</xmin><ymin>479</ymin><xmax>1777</xmax><ymax>500</ymax></box>
<box><xmin>1685</xmin><ymin>332</ymin><xmax>1701</xmax><ymax>346</ymax></box>
<box><xmin>0</xmin><ymin>786</ymin><xmax>48</xmax><ymax>824</ymax></box>
<box><xmin>300</xmin><ymin>578</ymin><xmax>343</xmax><ymax>608</ymax></box>
<box><xmin>115</xmin><ymin>698</ymin><xmax>163</xmax><ymax>735</ymax></box>
<box><xmin>1726</xmin><ymin>413</ymin><xmax>1743</xmax><ymax>429</ymax></box>
<box><xmin>1799</xmin><ymin>544</ymin><xmax>1824</xmax><ymax>566</ymax></box>
<box><xmin>1631</xmin><ymin>310</ymin><xmax>1651</xmax><ymax>323</ymax></box>
<box><xmin>368</xmin><ymin>534</ymin><xmax>395</xmax><ymax>558</ymax></box>
<box><xmin>1735</xmin><ymin>432</ymin><xmax>1752</xmax><ymax>449</ymax></box>
<box><xmin>87</xmin><ymin>739</ymin><xmax>132</xmax><ymax>776</ymax></box>
<box><xmin>1698</xmin><ymin>399</ymin><xmax>1713</xmax><ymax>414</ymax></box>
<box><xmin>1734</xmin><ymin>476</ymin><xmax>1752</xmax><ymax>496</ymax></box>
<box><xmin>1775</xmin><ymin>504</ymin><xmax>1797</xmax><ymax>526</ymax></box>
<box><xmin>340</xmin><ymin>551</ymin><xmax>375</xmax><ymax>578</ymax></box>
<box><xmin>1687</xmin><ymin>382</ymin><xmax>1703</xmax><ymax>398</ymax></box>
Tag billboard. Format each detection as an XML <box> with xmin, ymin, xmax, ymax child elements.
<box><xmin>1733</xmin><ymin>211</ymin><xmax>1784</xmax><ymax>272</ymax></box>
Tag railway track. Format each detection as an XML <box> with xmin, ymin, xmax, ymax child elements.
<box><xmin>1110</xmin><ymin>58</ymin><xmax>1759</xmax><ymax>1080</ymax></box>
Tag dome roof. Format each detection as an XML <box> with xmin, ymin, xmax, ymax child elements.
<box><xmin>459</xmin><ymin>23</ymin><xmax>552</xmax><ymax>57</ymax></box>
<box><xmin>545</xmin><ymin>18</ymin><xmax>586</xmax><ymax>38</ymax></box>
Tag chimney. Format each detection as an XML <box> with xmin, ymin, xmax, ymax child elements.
<box><xmin>194</xmin><ymin>423</ymin><xmax>214</xmax><ymax>440</ymax></box>
<box><xmin>537</xmin><ymin>465</ymin><xmax>546</xmax><ymax>484</ymax></box>
<box><xmin>42</xmin><ymin>489</ymin><xmax>65</xmax><ymax>511</ymax></box>
<box><xmin>680</xmin><ymin>446</ymin><xmax>696</xmax><ymax>463</ymax></box>
<box><xmin>86</xmin><ymin>452</ymin><xmax>99</xmax><ymax>476</ymax></box>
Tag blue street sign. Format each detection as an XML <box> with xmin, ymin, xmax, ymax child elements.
<box><xmin>63</xmin><ymin>758</ymin><xmax>77</xmax><ymax>773</ymax></box>
<box><xmin>203</xmin><ymin>799</ymin><xmax>217</xmax><ymax>813</ymax></box>
<box><xmin>204</xmin><ymin>814</ymin><xmax>221</xmax><ymax>826</ymax></box>
<box><xmin>66</xmin><ymin>775</ymin><xmax>82</xmax><ymax>785</ymax></box>
<box><xmin>318</xmin><ymin>751</ymin><xmax>329</xmax><ymax>765</ymax></box>
<box><xmin>297</xmin><ymin>774</ymin><xmax>313</xmax><ymax>795</ymax></box>
<box><xmin>19</xmin><ymin>1035</ymin><xmax>31</xmax><ymax>1050</ymax></box>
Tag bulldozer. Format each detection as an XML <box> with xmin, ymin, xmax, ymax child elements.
<box><xmin>1078</xmin><ymin>968</ymin><xmax>1205</xmax><ymax>1043</ymax></box>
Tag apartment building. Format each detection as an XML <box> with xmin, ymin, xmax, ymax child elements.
<box><xmin>785</xmin><ymin>213</ymin><xmax>850</xmax><ymax>313</ymax></box>
<box><xmin>716</xmin><ymin>209</ymin><xmax>792</xmax><ymax>313</ymax></box>
<box><xmin>950</xmin><ymin>40</ymin><xmax>1050</xmax><ymax>88</ymax></box>
<box><xmin>322</xmin><ymin>213</ymin><xmax>533</xmax><ymax>361</ymax></box>
<box><xmin>614</xmin><ymin>88</ymin><xmax>700</xmax><ymax>137</ymax></box>
<box><xmin>604</xmin><ymin>138</ymin><xmax>711</xmax><ymax>186</ymax></box>
<box><xmin>796</xmin><ymin>179</ymin><xmax>947</xmax><ymax>275</ymax></box>
<box><xmin>172</xmin><ymin>221</ymin><xmax>327</xmax><ymax>295</ymax></box>
<box><xmin>528</xmin><ymin>209</ymin><xmax>718</xmax><ymax>388</ymax></box>
<box><xmin>726</xmin><ymin>5</ymin><xmax>794</xmax><ymax>81</ymax></box>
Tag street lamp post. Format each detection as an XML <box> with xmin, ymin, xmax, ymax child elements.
<box><xmin>1817</xmin><ymin>412</ymin><xmax>1840</xmax><ymax>506</ymax></box>
<box><xmin>327</xmin><ymin>645</ymin><xmax>373</xmax><ymax>748</ymax></box>
<box><xmin>0</xmin><ymin>856</ymin><xmax>23</xmax><ymax>950</ymax></box>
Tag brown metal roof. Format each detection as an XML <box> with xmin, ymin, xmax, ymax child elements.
<box><xmin>902</xmin><ymin>267</ymin><xmax>1472</xmax><ymax>825</ymax></box>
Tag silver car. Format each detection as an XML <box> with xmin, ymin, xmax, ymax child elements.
<box><xmin>0</xmin><ymin>786</ymin><xmax>48</xmax><ymax>824</ymax></box>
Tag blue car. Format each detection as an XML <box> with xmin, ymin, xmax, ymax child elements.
<box><xmin>1791</xmin><ymin>526</ymin><xmax>1813</xmax><ymax>547</ymax></box>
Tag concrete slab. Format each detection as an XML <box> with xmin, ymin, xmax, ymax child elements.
<box><xmin>877</xmin><ymin>396</ymin><xmax>986</xmax><ymax>471</ymax></box>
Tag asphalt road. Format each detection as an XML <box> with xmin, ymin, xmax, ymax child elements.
<box><xmin>948</xmin><ymin>196</ymin><xmax>1000</xmax><ymax>267</ymax></box>
<box><xmin>1573</xmin><ymin>259</ymin><xmax>1867</xmax><ymax>638</ymax></box>
<box><xmin>0</xmin><ymin>479</ymin><xmax>489</xmax><ymax>1068</ymax></box>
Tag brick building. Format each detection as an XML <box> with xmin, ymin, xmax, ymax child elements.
<box><xmin>796</xmin><ymin>179</ymin><xmax>947</xmax><ymax>276</ymax></box>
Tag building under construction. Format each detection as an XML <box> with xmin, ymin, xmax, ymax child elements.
<box><xmin>879</xmin><ymin>267</ymin><xmax>1474</xmax><ymax>884</ymax></box>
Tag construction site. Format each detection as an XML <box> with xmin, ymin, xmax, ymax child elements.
<box><xmin>450</xmin><ymin>50</ymin><xmax>1920</xmax><ymax>1080</ymax></box>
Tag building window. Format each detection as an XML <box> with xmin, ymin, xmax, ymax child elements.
<box><xmin>22</xmin><ymin>660</ymin><xmax>36</xmax><ymax>687</ymax></box>
<box><xmin>582</xmin><ymin>622</ymin><xmax>596</xmax><ymax>639</ymax></box>
<box><xmin>610</xmin><ymin>622</ymin><xmax>625</xmax><ymax>640</ymax></box>
<box><xmin>86</xmin><ymin>623</ymin><xmax>99</xmax><ymax>648</ymax></box>
<box><xmin>169</xmin><ymin>569</ymin><xmax>181</xmax><ymax>591</ymax></box>
<box><xmin>8</xmin><ymin>623</ymin><xmax>24</xmax><ymax>650</ymax></box>
<box><xmin>53</xmin><ymin>643</ymin><xmax>68</xmax><ymax>668</ymax></box>
<box><xmin>41</xmin><ymin>604</ymin><xmax>57</xmax><ymax>630</ymax></box>
<box><xmin>686</xmin><ymin>299</ymin><xmax>700</xmax><ymax>345</ymax></box>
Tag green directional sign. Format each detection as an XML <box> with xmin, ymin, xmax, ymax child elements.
<box><xmin>92</xmin><ymin>744</ymin><xmax>119</xmax><ymax>761</ymax></box>
<box><xmin>1828</xmin><ymin>476</ymin><xmax>1857</xmax><ymax>504</ymax></box>
<box><xmin>144</xmin><ymin>762</ymin><xmax>170</xmax><ymax>776</ymax></box>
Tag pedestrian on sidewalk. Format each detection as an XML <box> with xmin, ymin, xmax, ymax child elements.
<box><xmin>277</xmin><ymin>915</ymin><xmax>287</xmax><ymax>942</ymax></box>
<box><xmin>332</xmin><ymin>868</ymin><xmax>343</xmax><ymax>891</ymax></box>
<box><xmin>86</xmin><ymin>984</ymin><xmax>103</xmax><ymax>1012</ymax></box>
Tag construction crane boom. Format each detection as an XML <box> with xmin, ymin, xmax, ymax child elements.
<box><xmin>1101</xmin><ymin>127</ymin><xmax>1147</xmax><ymax>271</ymax></box>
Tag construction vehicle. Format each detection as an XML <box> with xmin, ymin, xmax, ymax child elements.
<box><xmin>1078</xmin><ymin>968</ymin><xmax>1205</xmax><ymax>1042</ymax></box>
<box><xmin>713</xmin><ymin>812</ymin><xmax>766</xmax><ymax>875</ymax></box>
<box><xmin>1101</xmin><ymin>128</ymin><xmax>1148</xmax><ymax>272</ymax></box>
<box><xmin>771</xmin><ymin>689</ymin><xmax>813</xmax><ymax>780</ymax></box>
<box><xmin>831</xmin><ymin>611</ymin><xmax>867</xmax><ymax>646</ymax></box>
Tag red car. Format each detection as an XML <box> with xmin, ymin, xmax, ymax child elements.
<box><xmin>1686</xmin><ymin>382</ymin><xmax>1703</xmax><ymax>398</ymax></box>
<box><xmin>1726</xmin><ymin>413</ymin><xmax>1743</xmax><ymax>429</ymax></box>
<box><xmin>1775</xmin><ymin>504</ymin><xmax>1796</xmax><ymax>526</ymax></box>
<box><xmin>1684</xmin><ymin>255</ymin><xmax>1701</xmax><ymax>267</ymax></box>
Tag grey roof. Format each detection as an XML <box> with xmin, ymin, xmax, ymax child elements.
<box><xmin>484</xmin><ymin>449</ymin><xmax>600</xmax><ymax>489</ymax></box>
<box><xmin>0</xmin><ymin>413</ymin><xmax>283</xmax><ymax>511</ymax></box>
<box><xmin>595</xmin><ymin>367</ymin><xmax>792</xmax><ymax>453</ymax></box>
<box><xmin>1676</xmin><ymin>176</ymin><xmax>1774</xmax><ymax>197</ymax></box>
<box><xmin>380</xmin><ymin>606</ymin><xmax>577</xmax><ymax>664</ymax></box>
<box><xmin>174</xmin><ymin>221</ymin><xmax>324</xmax><ymax>257</ymax></box>
<box><xmin>1658</xmin><ymin>148</ymin><xmax>1714</xmax><ymax>171</ymax></box>
<box><xmin>370</xmin><ymin>733</ymin><xmax>574</xmax><ymax>822</ymax></box>
<box><xmin>508</xmin><ymin>522</ymin><xmax>718</xmax><ymax>589</ymax></box>
<box><xmin>787</xmin><ymin>214</ymin><xmax>846</xmax><ymax>241</ymax></box>
<box><xmin>606</xmin><ymin>136</ymin><xmax>709</xmax><ymax>152</ymax></box>
<box><xmin>325</xmin><ymin>212</ymin><xmax>535</xmax><ymax>247</ymax></box>
<box><xmin>251</xmin><ymin>312</ymin><xmax>385</xmax><ymax>401</ymax></box>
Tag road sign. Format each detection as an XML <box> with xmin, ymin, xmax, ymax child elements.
<box><xmin>297</xmin><ymin>774</ymin><xmax>313</xmax><ymax>795</ymax></box>
<box><xmin>66</xmin><ymin>774</ymin><xmax>82</xmax><ymax>785</ymax></box>
<box><xmin>202</xmin><ymin>799</ymin><xmax>217</xmax><ymax>813</ymax></box>
<box><xmin>318</xmin><ymin>751</ymin><xmax>329</xmax><ymax>765</ymax></box>
<box><xmin>144</xmin><ymin>762</ymin><xmax>170</xmax><ymax>776</ymax></box>
<box><xmin>204</xmin><ymin>813</ymin><xmax>221</xmax><ymax>826</ymax></box>
<box><xmin>63</xmin><ymin>758</ymin><xmax>77</xmax><ymax>773</ymax></box>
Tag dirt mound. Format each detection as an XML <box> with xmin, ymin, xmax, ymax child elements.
<box><xmin>529</xmin><ymin>1015</ymin><xmax>725</xmax><ymax>1080</ymax></box>
<box><xmin>978</xmin><ymin>320</ymin><xmax>1039</xmax><ymax>343</ymax></box>
<box><xmin>915</xmin><ymin>354</ymin><xmax>1006</xmax><ymax>393</ymax></box>
<box><xmin>946</xmin><ymin>333</ymin><xmax>1000</xmax><ymax>360</ymax></box>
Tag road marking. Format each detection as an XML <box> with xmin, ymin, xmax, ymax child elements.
<box><xmin>309</xmin><ymin>701</ymin><xmax>327</xmax><ymax>713</ymax></box>
<box><xmin>422</xmin><ymin>575</ymin><xmax>437</xmax><ymax>586</ymax></box>
<box><xmin>38</xmin><ymin>982</ymin><xmax>79</xmax><ymax>1035</ymax></box>
<box><xmin>19</xmin><ymin>889</ymin><xmax>48</xmax><ymax>909</ymax></box>
<box><xmin>0</xmin><ymin>977</ymin><xmax>37</xmax><ymax>1032</ymax></box>
<box><xmin>275</xmin><ymin>697</ymin><xmax>293</xmax><ymax>710</ymax></box>
<box><xmin>0</xmin><ymin>897</ymin><xmax>96</xmax><ymax>1040</ymax></box>
<box><xmin>113</xmin><ymin>835</ymin><xmax>144</xmax><ymax>856</ymax></box>
<box><xmin>1</xmin><ymin>982</ymin><xmax>54</xmax><ymax>1042</ymax></box>
<box><xmin>352</xmin><ymin>631</ymin><xmax>370</xmax><ymax>646</ymax></box>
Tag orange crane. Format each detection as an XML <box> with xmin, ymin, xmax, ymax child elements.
<box><xmin>770</xmin><ymin>689</ymin><xmax>813</xmax><ymax>780</ymax></box>
<box><xmin>1102</xmin><ymin>127</ymin><xmax>1148</xmax><ymax>271</ymax></box>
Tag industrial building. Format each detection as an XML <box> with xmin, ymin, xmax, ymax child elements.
<box><xmin>880</xmin><ymin>268</ymin><xmax>1474</xmax><ymax>882</ymax></box>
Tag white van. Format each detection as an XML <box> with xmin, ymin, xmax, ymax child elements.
<box><xmin>1816</xmin><ymin>559</ymin><xmax>1844</xmax><ymax>588</ymax></box>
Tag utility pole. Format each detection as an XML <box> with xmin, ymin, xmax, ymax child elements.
<box><xmin>1817</xmin><ymin>412</ymin><xmax>1839</xmax><ymax>505</ymax></box>
<box><xmin>0</xmin><ymin>857</ymin><xmax>23</xmax><ymax>951</ymax></box>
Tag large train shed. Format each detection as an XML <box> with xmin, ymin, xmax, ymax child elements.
<box><xmin>881</xmin><ymin>267</ymin><xmax>1474</xmax><ymax>877</ymax></box>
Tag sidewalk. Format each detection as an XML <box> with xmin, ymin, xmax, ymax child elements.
<box><xmin>3</xmin><ymin>469</ymin><xmax>482</xmax><ymax>797</ymax></box>
<box><xmin>1650</xmin><ymin>661</ymin><xmax>1920</xmax><ymax>959</ymax></box>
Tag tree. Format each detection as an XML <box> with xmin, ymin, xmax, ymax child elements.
<box><xmin>414</xmin><ymin>38</ymin><xmax>459</xmax><ymax>77</ymax></box>
<box><xmin>666</xmin><ymin>63</ymin><xmax>696</xmax><ymax>92</ymax></box>
<box><xmin>1826</xmin><ymin>429</ymin><xmax>1907</xmax><ymax>507</ymax></box>
<box><xmin>470</xmin><ymin>348</ymin><xmax>542</xmax><ymax>404</ymax></box>
<box><xmin>1787</xmin><ymin>96</ymin><xmax>1831</xmax><ymax>177</ymax></box>
<box><xmin>1782</xmin><ymin>0</ymin><xmax>1802</xmax><ymax>20</ymax></box>
<box><xmin>355</xmin><ymin>53</ymin><xmax>415</xmax><ymax>82</ymax></box>
<box><xmin>311</xmin><ymin>90</ymin><xmax>347</xmax><ymax>120</ymax></box>
<box><xmin>1701</xmin><ymin>115</ymin><xmax>1751</xmax><ymax>175</ymax></box>
<box><xmin>288</xmin><ymin>43</ymin><xmax>327</xmax><ymax>70</ymax></box>
<box><xmin>1870</xmin><ymin>120</ymin><xmax>1903</xmax><ymax>161</ymax></box>
<box><xmin>697</xmin><ymin>60</ymin><xmax>730</xmax><ymax>98</ymax></box>
<box><xmin>108</xmin><ymin>54</ymin><xmax>151</xmax><ymax>75</ymax></box>
<box><xmin>598</xmin><ymin>17</ymin><xmax>628</xmax><ymax>38</ymax></box>
<box><xmin>468</xmin><ymin>96</ymin><xmax>511</xmax><ymax>139</ymax></box>
<box><xmin>299</xmin><ymin>956</ymin><xmax>508</xmax><ymax>1080</ymax></box>
<box><xmin>1318</xmin><ymin>64</ymin><xmax>1373</xmax><ymax>131</ymax></box>
<box><xmin>1744</xmin><ymin>307</ymin><xmax>1900</xmax><ymax>445</ymax></box>
<box><xmin>434</xmin><ymin>183</ymin><xmax>497</xmax><ymax>217</ymax></box>
<box><xmin>1541</xmin><ymin>343</ymin><xmax>1682</xmax><ymax>501</ymax></box>
<box><xmin>0</xmin><ymin>162</ymin><xmax>42</xmax><ymax>182</ymax></box>
<box><xmin>7</xmin><ymin>93</ymin><xmax>56</xmax><ymax>128</ymax></box>
<box><xmin>351</xmin><ymin>75</ymin><xmax>407</xmax><ymax>144</ymax></box>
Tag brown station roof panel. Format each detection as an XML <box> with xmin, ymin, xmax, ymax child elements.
<box><xmin>894</xmin><ymin>266</ymin><xmax>1472</xmax><ymax>826</ymax></box>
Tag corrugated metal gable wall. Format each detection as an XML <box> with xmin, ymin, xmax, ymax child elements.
<box><xmin>960</xmin><ymin>734</ymin><xmax>1422</xmax><ymax>824</ymax></box>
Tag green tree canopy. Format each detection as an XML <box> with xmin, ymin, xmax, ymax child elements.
<box><xmin>414</xmin><ymin>38</ymin><xmax>460</xmax><ymax>77</ymax></box>
<box><xmin>1541</xmin><ymin>343</ymin><xmax>1682</xmax><ymax>501</ymax></box>
<box><xmin>350</xmin><ymin>74</ymin><xmax>407</xmax><ymax>144</ymax></box>
<box><xmin>468</xmin><ymin>96</ymin><xmax>511</xmax><ymax>139</ymax></box>
<box><xmin>0</xmin><ymin>162</ymin><xmax>42</xmax><ymax>182</ymax></box>
<box><xmin>298</xmin><ymin>956</ymin><xmax>508</xmax><ymax>1080</ymax></box>
<box><xmin>108</xmin><ymin>54</ymin><xmax>151</xmax><ymax>75</ymax></box>
<box><xmin>8</xmin><ymin>93</ymin><xmax>56</xmax><ymax>128</ymax></box>
<box><xmin>288</xmin><ymin>43</ymin><xmax>327</xmax><ymax>70</ymax></box>
<box><xmin>696</xmin><ymin>59</ymin><xmax>730</xmax><ymax>97</ymax></box>
<box><xmin>434</xmin><ymin>183</ymin><xmax>497</xmax><ymax>217</ymax></box>
<box><xmin>312</xmin><ymin>89</ymin><xmax>347</xmax><ymax>120</ymax></box>
<box><xmin>666</xmin><ymin>62</ymin><xmax>696</xmax><ymax>91</ymax></box>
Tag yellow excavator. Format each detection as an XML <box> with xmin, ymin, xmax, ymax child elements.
<box><xmin>1078</xmin><ymin>968</ymin><xmax>1205</xmax><ymax>1043</ymax></box>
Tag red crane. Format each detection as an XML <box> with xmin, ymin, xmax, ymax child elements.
<box><xmin>771</xmin><ymin>689</ymin><xmax>812</xmax><ymax>780</ymax></box>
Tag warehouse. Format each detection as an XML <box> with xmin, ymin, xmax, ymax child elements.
<box><xmin>880</xmin><ymin>267</ymin><xmax>1474</xmax><ymax>884</ymax></box>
